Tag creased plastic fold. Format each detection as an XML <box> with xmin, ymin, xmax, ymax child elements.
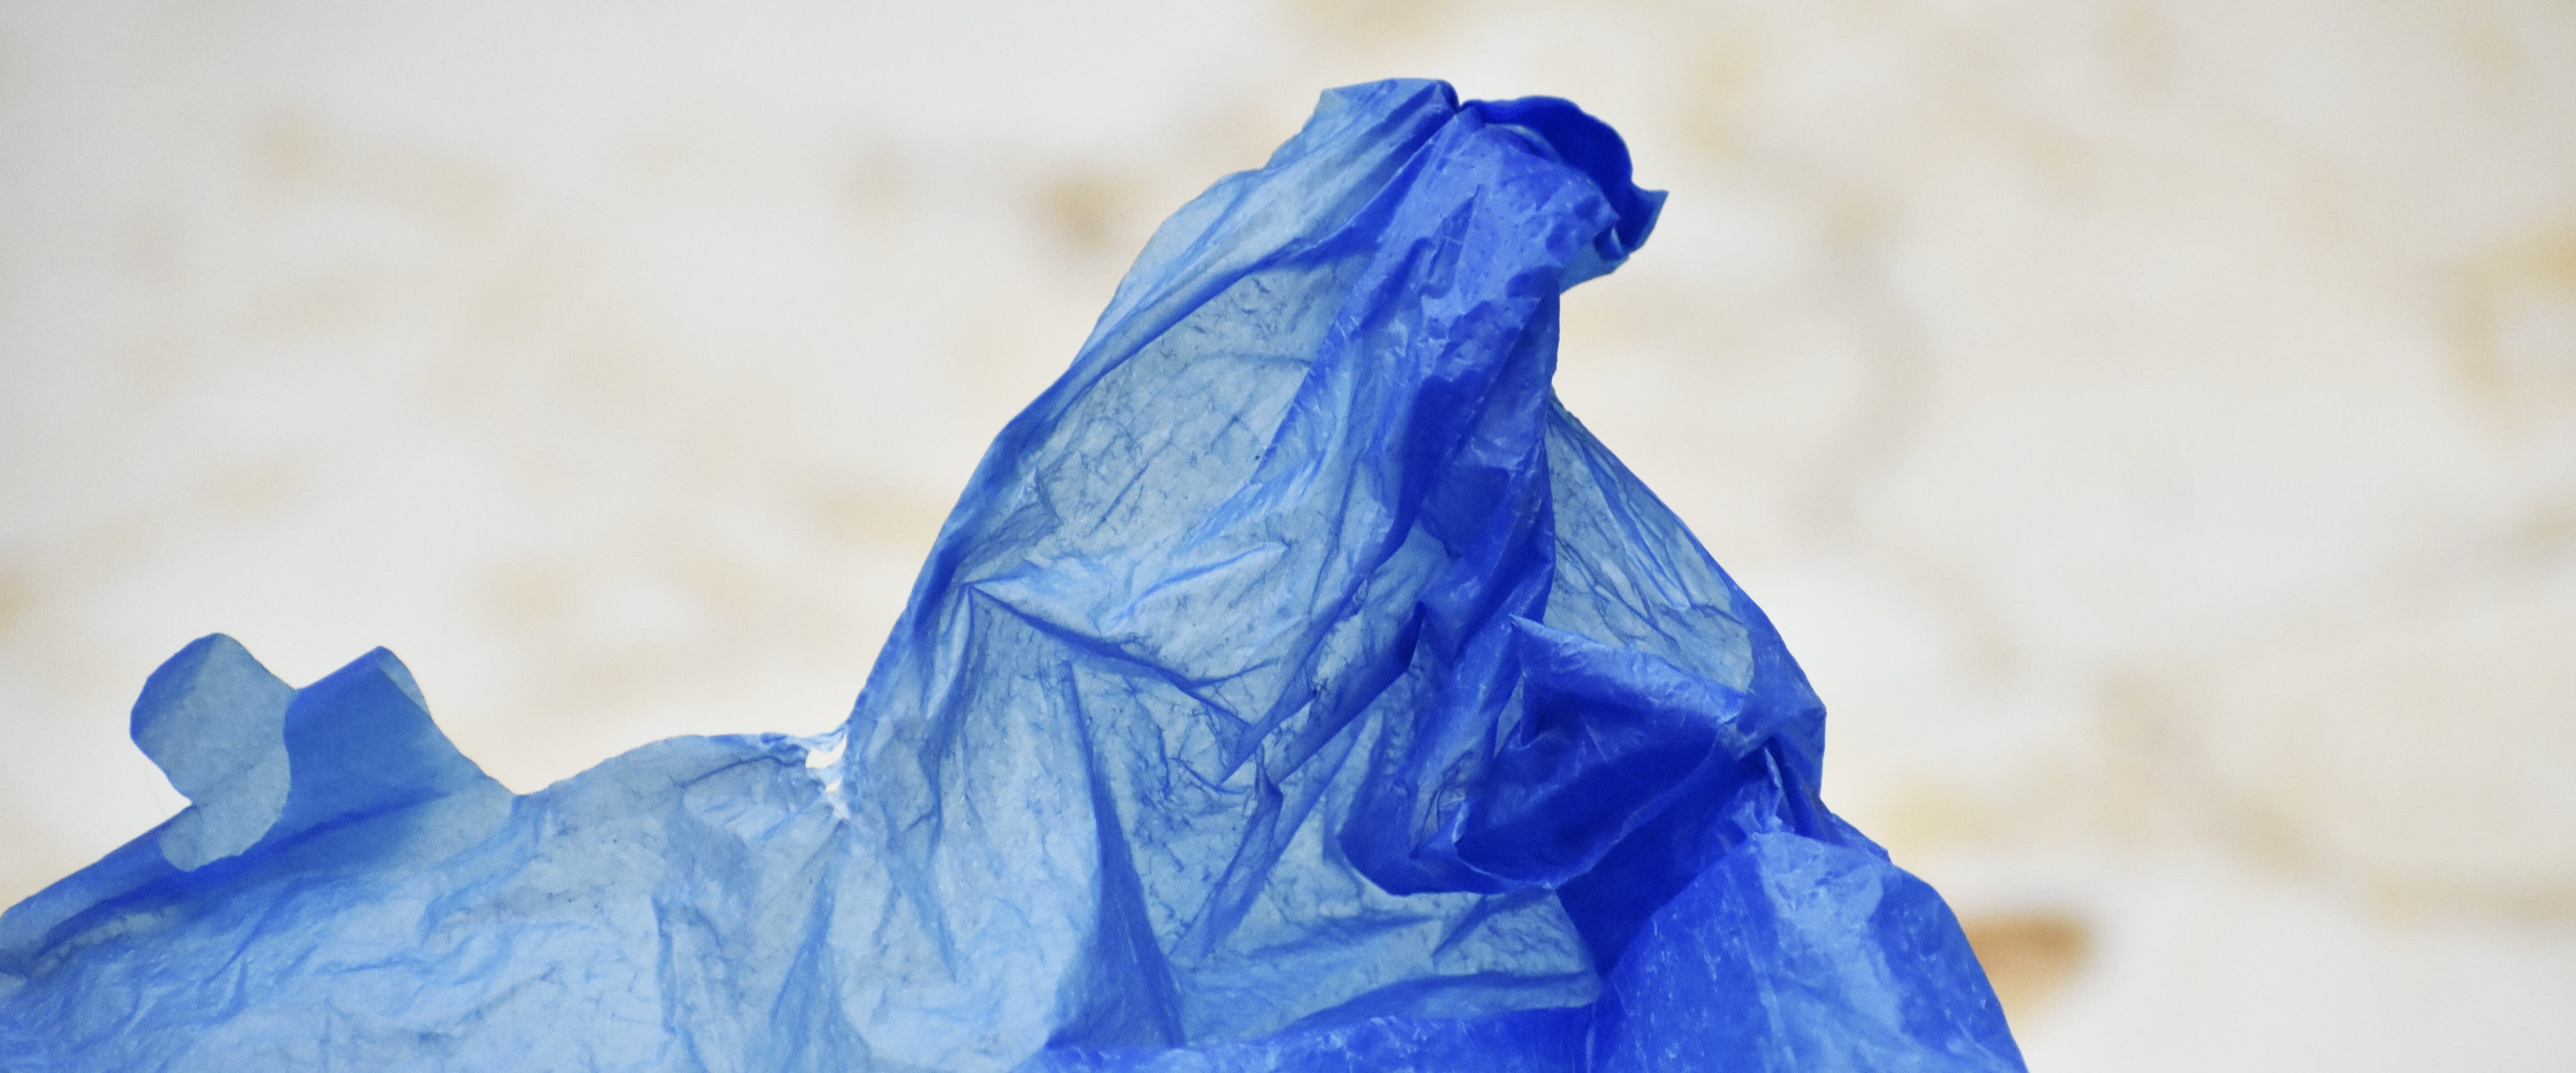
<box><xmin>0</xmin><ymin>79</ymin><xmax>2024</xmax><ymax>1072</ymax></box>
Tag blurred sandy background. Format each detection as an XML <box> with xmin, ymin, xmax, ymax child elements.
<box><xmin>4</xmin><ymin>0</ymin><xmax>2572</xmax><ymax>1067</ymax></box>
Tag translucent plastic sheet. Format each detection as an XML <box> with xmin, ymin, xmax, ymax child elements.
<box><xmin>0</xmin><ymin>80</ymin><xmax>2024</xmax><ymax>1072</ymax></box>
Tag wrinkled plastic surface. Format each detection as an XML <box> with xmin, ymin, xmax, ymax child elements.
<box><xmin>0</xmin><ymin>80</ymin><xmax>2023</xmax><ymax>1072</ymax></box>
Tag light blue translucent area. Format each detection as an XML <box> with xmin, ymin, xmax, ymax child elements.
<box><xmin>0</xmin><ymin>80</ymin><xmax>2023</xmax><ymax>1071</ymax></box>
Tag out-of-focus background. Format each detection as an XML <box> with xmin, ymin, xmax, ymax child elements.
<box><xmin>4</xmin><ymin>0</ymin><xmax>2571</xmax><ymax>1066</ymax></box>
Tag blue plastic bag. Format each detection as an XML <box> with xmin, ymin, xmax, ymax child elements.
<box><xmin>0</xmin><ymin>80</ymin><xmax>2023</xmax><ymax>1072</ymax></box>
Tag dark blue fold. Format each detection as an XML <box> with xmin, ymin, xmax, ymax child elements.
<box><xmin>0</xmin><ymin>79</ymin><xmax>2022</xmax><ymax>1072</ymax></box>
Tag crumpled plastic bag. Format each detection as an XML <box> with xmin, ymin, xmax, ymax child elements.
<box><xmin>0</xmin><ymin>79</ymin><xmax>2024</xmax><ymax>1072</ymax></box>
